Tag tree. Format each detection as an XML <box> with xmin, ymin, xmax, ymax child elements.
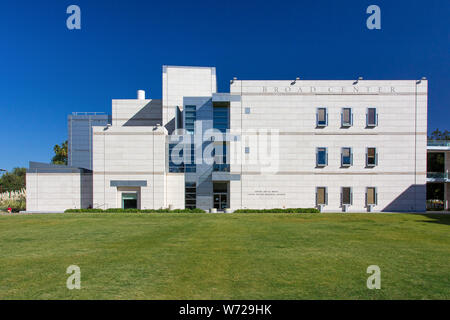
<box><xmin>428</xmin><ymin>129</ymin><xmax>450</xmax><ymax>141</ymax></box>
<box><xmin>0</xmin><ymin>167</ymin><xmax>26</xmax><ymax>192</ymax></box>
<box><xmin>52</xmin><ymin>141</ymin><xmax>68</xmax><ymax>165</ymax></box>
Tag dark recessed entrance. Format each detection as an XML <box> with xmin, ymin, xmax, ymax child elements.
<box><xmin>213</xmin><ymin>182</ymin><xmax>228</xmax><ymax>210</ymax></box>
<box><xmin>122</xmin><ymin>193</ymin><xmax>138</xmax><ymax>209</ymax></box>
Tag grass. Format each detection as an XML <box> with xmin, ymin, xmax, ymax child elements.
<box><xmin>0</xmin><ymin>212</ymin><xmax>449</xmax><ymax>300</ymax></box>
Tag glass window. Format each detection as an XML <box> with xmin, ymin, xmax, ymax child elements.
<box><xmin>184</xmin><ymin>105</ymin><xmax>196</xmax><ymax>134</ymax></box>
<box><xmin>214</xmin><ymin>106</ymin><xmax>229</xmax><ymax>133</ymax></box>
<box><xmin>169</xmin><ymin>143</ymin><xmax>184</xmax><ymax>173</ymax></box>
<box><xmin>316</xmin><ymin>187</ymin><xmax>327</xmax><ymax>205</ymax></box>
<box><xmin>342</xmin><ymin>108</ymin><xmax>352</xmax><ymax>127</ymax></box>
<box><xmin>342</xmin><ymin>187</ymin><xmax>352</xmax><ymax>205</ymax></box>
<box><xmin>341</xmin><ymin>147</ymin><xmax>352</xmax><ymax>167</ymax></box>
<box><xmin>245</xmin><ymin>147</ymin><xmax>250</xmax><ymax>154</ymax></box>
<box><xmin>184</xmin><ymin>144</ymin><xmax>196</xmax><ymax>172</ymax></box>
<box><xmin>185</xmin><ymin>182</ymin><xmax>196</xmax><ymax>209</ymax></box>
<box><xmin>213</xmin><ymin>142</ymin><xmax>229</xmax><ymax>172</ymax></box>
<box><xmin>367</xmin><ymin>187</ymin><xmax>377</xmax><ymax>205</ymax></box>
<box><xmin>366</xmin><ymin>147</ymin><xmax>377</xmax><ymax>167</ymax></box>
<box><xmin>367</xmin><ymin>108</ymin><xmax>377</xmax><ymax>127</ymax></box>
<box><xmin>316</xmin><ymin>147</ymin><xmax>328</xmax><ymax>167</ymax></box>
<box><xmin>169</xmin><ymin>142</ymin><xmax>196</xmax><ymax>173</ymax></box>
<box><xmin>317</xmin><ymin>108</ymin><xmax>327</xmax><ymax>127</ymax></box>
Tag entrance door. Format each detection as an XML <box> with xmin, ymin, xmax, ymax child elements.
<box><xmin>214</xmin><ymin>193</ymin><xmax>228</xmax><ymax>210</ymax></box>
<box><xmin>122</xmin><ymin>193</ymin><xmax>138</xmax><ymax>209</ymax></box>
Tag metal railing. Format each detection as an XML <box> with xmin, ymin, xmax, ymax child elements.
<box><xmin>427</xmin><ymin>172</ymin><xmax>448</xmax><ymax>180</ymax></box>
<box><xmin>427</xmin><ymin>140</ymin><xmax>450</xmax><ymax>147</ymax></box>
<box><xmin>213</xmin><ymin>164</ymin><xmax>230</xmax><ymax>172</ymax></box>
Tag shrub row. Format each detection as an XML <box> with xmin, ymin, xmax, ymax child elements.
<box><xmin>64</xmin><ymin>208</ymin><xmax>319</xmax><ymax>214</ymax></box>
<box><xmin>233</xmin><ymin>208</ymin><xmax>319</xmax><ymax>213</ymax></box>
<box><xmin>64</xmin><ymin>208</ymin><xmax>205</xmax><ymax>213</ymax></box>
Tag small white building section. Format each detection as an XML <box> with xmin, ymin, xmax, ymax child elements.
<box><xmin>26</xmin><ymin>162</ymin><xmax>92</xmax><ymax>213</ymax></box>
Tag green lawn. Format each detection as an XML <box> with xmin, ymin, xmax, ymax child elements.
<box><xmin>0</xmin><ymin>213</ymin><xmax>449</xmax><ymax>299</ymax></box>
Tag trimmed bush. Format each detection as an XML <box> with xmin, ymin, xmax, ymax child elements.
<box><xmin>64</xmin><ymin>208</ymin><xmax>104</xmax><ymax>213</ymax></box>
<box><xmin>63</xmin><ymin>208</ymin><xmax>318</xmax><ymax>214</ymax></box>
<box><xmin>64</xmin><ymin>208</ymin><xmax>206</xmax><ymax>213</ymax></box>
<box><xmin>233</xmin><ymin>208</ymin><xmax>319</xmax><ymax>214</ymax></box>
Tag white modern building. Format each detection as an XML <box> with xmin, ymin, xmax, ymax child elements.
<box><xmin>26</xmin><ymin>65</ymin><xmax>429</xmax><ymax>212</ymax></box>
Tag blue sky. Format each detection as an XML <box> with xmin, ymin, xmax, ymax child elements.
<box><xmin>0</xmin><ymin>0</ymin><xmax>449</xmax><ymax>171</ymax></box>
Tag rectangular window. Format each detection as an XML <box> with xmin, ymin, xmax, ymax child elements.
<box><xmin>169</xmin><ymin>142</ymin><xmax>184</xmax><ymax>173</ymax></box>
<box><xmin>366</xmin><ymin>187</ymin><xmax>377</xmax><ymax>206</ymax></box>
<box><xmin>316</xmin><ymin>187</ymin><xmax>327</xmax><ymax>206</ymax></box>
<box><xmin>184</xmin><ymin>105</ymin><xmax>196</xmax><ymax>134</ymax></box>
<box><xmin>213</xmin><ymin>106</ymin><xmax>229</xmax><ymax>133</ymax></box>
<box><xmin>185</xmin><ymin>182</ymin><xmax>196</xmax><ymax>209</ymax></box>
<box><xmin>245</xmin><ymin>147</ymin><xmax>250</xmax><ymax>154</ymax></box>
<box><xmin>341</xmin><ymin>108</ymin><xmax>353</xmax><ymax>127</ymax></box>
<box><xmin>213</xmin><ymin>142</ymin><xmax>230</xmax><ymax>172</ymax></box>
<box><xmin>184</xmin><ymin>144</ymin><xmax>196</xmax><ymax>172</ymax></box>
<box><xmin>366</xmin><ymin>107</ymin><xmax>378</xmax><ymax>127</ymax></box>
<box><xmin>366</xmin><ymin>147</ymin><xmax>377</xmax><ymax>167</ymax></box>
<box><xmin>316</xmin><ymin>107</ymin><xmax>328</xmax><ymax>127</ymax></box>
<box><xmin>341</xmin><ymin>147</ymin><xmax>352</xmax><ymax>167</ymax></box>
<box><xmin>341</xmin><ymin>187</ymin><xmax>352</xmax><ymax>205</ymax></box>
<box><xmin>316</xmin><ymin>147</ymin><xmax>328</xmax><ymax>167</ymax></box>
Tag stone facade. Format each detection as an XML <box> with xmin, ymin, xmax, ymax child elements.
<box><xmin>229</xmin><ymin>80</ymin><xmax>427</xmax><ymax>212</ymax></box>
<box><xmin>26</xmin><ymin>66</ymin><xmax>428</xmax><ymax>213</ymax></box>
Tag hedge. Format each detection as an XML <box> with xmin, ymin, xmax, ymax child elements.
<box><xmin>64</xmin><ymin>208</ymin><xmax>318</xmax><ymax>214</ymax></box>
<box><xmin>233</xmin><ymin>208</ymin><xmax>319</xmax><ymax>213</ymax></box>
<box><xmin>64</xmin><ymin>208</ymin><xmax>205</xmax><ymax>213</ymax></box>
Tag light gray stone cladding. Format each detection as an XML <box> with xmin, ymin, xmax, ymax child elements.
<box><xmin>26</xmin><ymin>66</ymin><xmax>428</xmax><ymax>213</ymax></box>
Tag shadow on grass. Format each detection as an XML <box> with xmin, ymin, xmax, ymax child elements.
<box><xmin>416</xmin><ymin>214</ymin><xmax>450</xmax><ymax>226</ymax></box>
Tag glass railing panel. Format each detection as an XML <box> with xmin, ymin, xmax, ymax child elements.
<box><xmin>213</xmin><ymin>164</ymin><xmax>230</xmax><ymax>172</ymax></box>
<box><xmin>427</xmin><ymin>140</ymin><xmax>450</xmax><ymax>147</ymax></box>
<box><xmin>427</xmin><ymin>172</ymin><xmax>448</xmax><ymax>179</ymax></box>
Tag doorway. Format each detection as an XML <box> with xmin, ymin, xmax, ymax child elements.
<box><xmin>122</xmin><ymin>193</ymin><xmax>138</xmax><ymax>209</ymax></box>
<box><xmin>214</xmin><ymin>193</ymin><xmax>228</xmax><ymax>210</ymax></box>
<box><xmin>213</xmin><ymin>182</ymin><xmax>229</xmax><ymax>210</ymax></box>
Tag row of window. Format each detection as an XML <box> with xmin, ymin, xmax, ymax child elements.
<box><xmin>171</xmin><ymin>145</ymin><xmax>378</xmax><ymax>170</ymax></box>
<box><xmin>316</xmin><ymin>147</ymin><xmax>378</xmax><ymax>167</ymax></box>
<box><xmin>184</xmin><ymin>105</ymin><xmax>230</xmax><ymax>134</ymax></box>
<box><xmin>316</xmin><ymin>107</ymin><xmax>378</xmax><ymax>128</ymax></box>
<box><xmin>187</xmin><ymin>185</ymin><xmax>377</xmax><ymax>209</ymax></box>
<box><xmin>186</xmin><ymin>105</ymin><xmax>377</xmax><ymax>129</ymax></box>
<box><xmin>169</xmin><ymin>142</ymin><xmax>229</xmax><ymax>173</ymax></box>
<box><xmin>316</xmin><ymin>187</ymin><xmax>378</xmax><ymax>206</ymax></box>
